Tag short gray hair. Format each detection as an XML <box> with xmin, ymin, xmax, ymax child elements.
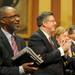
<box><xmin>37</xmin><ymin>11</ymin><xmax>54</xmax><ymax>27</ymax></box>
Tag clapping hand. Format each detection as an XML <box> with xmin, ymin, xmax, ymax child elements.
<box><xmin>58</xmin><ymin>35</ymin><xmax>72</xmax><ymax>53</ymax></box>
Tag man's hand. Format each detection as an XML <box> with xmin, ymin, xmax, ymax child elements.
<box><xmin>22</xmin><ymin>62</ymin><xmax>38</xmax><ymax>73</ymax></box>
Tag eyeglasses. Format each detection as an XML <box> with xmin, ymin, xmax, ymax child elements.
<box><xmin>2</xmin><ymin>15</ymin><xmax>20</xmax><ymax>19</ymax></box>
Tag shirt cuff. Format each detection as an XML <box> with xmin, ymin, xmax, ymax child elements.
<box><xmin>58</xmin><ymin>47</ymin><xmax>64</xmax><ymax>56</ymax></box>
<box><xmin>19</xmin><ymin>66</ymin><xmax>25</xmax><ymax>74</ymax></box>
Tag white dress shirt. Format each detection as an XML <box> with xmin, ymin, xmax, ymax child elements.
<box><xmin>40</xmin><ymin>28</ymin><xmax>64</xmax><ymax>56</ymax></box>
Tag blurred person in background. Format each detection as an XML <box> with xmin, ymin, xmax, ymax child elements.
<box><xmin>55</xmin><ymin>26</ymin><xmax>75</xmax><ymax>75</ymax></box>
<box><xmin>67</xmin><ymin>25</ymin><xmax>75</xmax><ymax>56</ymax></box>
<box><xmin>66</xmin><ymin>25</ymin><xmax>75</xmax><ymax>75</ymax></box>
<box><xmin>55</xmin><ymin>26</ymin><xmax>72</xmax><ymax>56</ymax></box>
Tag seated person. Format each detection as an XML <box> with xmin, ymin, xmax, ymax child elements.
<box><xmin>0</xmin><ymin>6</ymin><xmax>38</xmax><ymax>75</ymax></box>
<box><xmin>55</xmin><ymin>26</ymin><xmax>75</xmax><ymax>75</ymax></box>
<box><xmin>28</xmin><ymin>12</ymin><xmax>71</xmax><ymax>75</ymax></box>
<box><xmin>67</xmin><ymin>25</ymin><xmax>75</xmax><ymax>57</ymax></box>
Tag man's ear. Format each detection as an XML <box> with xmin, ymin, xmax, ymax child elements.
<box><xmin>0</xmin><ymin>19</ymin><xmax>6</xmax><ymax>24</ymax></box>
<box><xmin>42</xmin><ymin>21</ymin><xmax>47</xmax><ymax>27</ymax></box>
<box><xmin>0</xmin><ymin>19</ymin><xmax>9</xmax><ymax>25</ymax></box>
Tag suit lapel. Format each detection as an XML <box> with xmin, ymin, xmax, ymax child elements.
<box><xmin>37</xmin><ymin>29</ymin><xmax>54</xmax><ymax>51</ymax></box>
<box><xmin>0</xmin><ymin>29</ymin><xmax>13</xmax><ymax>56</ymax></box>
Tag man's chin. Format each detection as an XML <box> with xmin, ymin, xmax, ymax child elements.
<box><xmin>14</xmin><ymin>27</ymin><xmax>20</xmax><ymax>32</ymax></box>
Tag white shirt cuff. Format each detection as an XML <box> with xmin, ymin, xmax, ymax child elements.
<box><xmin>58</xmin><ymin>47</ymin><xmax>64</xmax><ymax>56</ymax></box>
<box><xmin>19</xmin><ymin>66</ymin><xmax>25</xmax><ymax>74</ymax></box>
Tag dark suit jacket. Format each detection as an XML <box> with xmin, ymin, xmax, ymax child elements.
<box><xmin>28</xmin><ymin>29</ymin><xmax>64</xmax><ymax>75</ymax></box>
<box><xmin>71</xmin><ymin>42</ymin><xmax>75</xmax><ymax>57</ymax></box>
<box><xmin>70</xmin><ymin>42</ymin><xmax>75</xmax><ymax>71</ymax></box>
<box><xmin>0</xmin><ymin>29</ymin><xmax>26</xmax><ymax>75</ymax></box>
<box><xmin>64</xmin><ymin>42</ymin><xmax>75</xmax><ymax>75</ymax></box>
<box><xmin>68</xmin><ymin>57</ymin><xmax>75</xmax><ymax>71</ymax></box>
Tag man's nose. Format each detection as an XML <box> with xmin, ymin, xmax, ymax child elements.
<box><xmin>15</xmin><ymin>17</ymin><xmax>20</xmax><ymax>23</ymax></box>
<box><xmin>54</xmin><ymin>21</ymin><xmax>57</xmax><ymax>25</ymax></box>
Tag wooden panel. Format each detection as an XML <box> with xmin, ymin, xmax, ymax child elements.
<box><xmin>61</xmin><ymin>0</ymin><xmax>72</xmax><ymax>28</ymax></box>
<box><xmin>72</xmin><ymin>0</ymin><xmax>75</xmax><ymax>25</ymax></box>
<box><xmin>51</xmin><ymin>0</ymin><xmax>60</xmax><ymax>25</ymax></box>
<box><xmin>39</xmin><ymin>0</ymin><xmax>51</xmax><ymax>14</ymax></box>
<box><xmin>32</xmin><ymin>0</ymin><xmax>39</xmax><ymax>32</ymax></box>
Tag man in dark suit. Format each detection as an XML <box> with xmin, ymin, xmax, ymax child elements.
<box><xmin>64</xmin><ymin>25</ymin><xmax>75</xmax><ymax>75</ymax></box>
<box><xmin>0</xmin><ymin>6</ymin><xmax>38</xmax><ymax>75</ymax></box>
<box><xmin>28</xmin><ymin>12</ymin><xmax>71</xmax><ymax>75</ymax></box>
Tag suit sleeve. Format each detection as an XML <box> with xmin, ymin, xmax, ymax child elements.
<box><xmin>28</xmin><ymin>34</ymin><xmax>62</xmax><ymax>67</ymax></box>
<box><xmin>0</xmin><ymin>66</ymin><xmax>20</xmax><ymax>75</ymax></box>
<box><xmin>0</xmin><ymin>48</ymin><xmax>21</xmax><ymax>75</ymax></box>
<box><xmin>0</xmin><ymin>38</ymin><xmax>26</xmax><ymax>75</ymax></box>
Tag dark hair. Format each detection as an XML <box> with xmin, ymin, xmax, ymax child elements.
<box><xmin>68</xmin><ymin>25</ymin><xmax>75</xmax><ymax>34</ymax></box>
<box><xmin>37</xmin><ymin>11</ymin><xmax>54</xmax><ymax>27</ymax></box>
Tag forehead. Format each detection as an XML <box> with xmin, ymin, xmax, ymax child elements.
<box><xmin>47</xmin><ymin>15</ymin><xmax>55</xmax><ymax>20</ymax></box>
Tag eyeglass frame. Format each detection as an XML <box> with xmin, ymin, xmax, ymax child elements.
<box><xmin>1</xmin><ymin>14</ymin><xmax>20</xmax><ymax>19</ymax></box>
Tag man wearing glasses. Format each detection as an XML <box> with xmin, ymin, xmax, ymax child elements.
<box><xmin>28</xmin><ymin>12</ymin><xmax>71</xmax><ymax>75</ymax></box>
<box><xmin>0</xmin><ymin>6</ymin><xmax>38</xmax><ymax>75</ymax></box>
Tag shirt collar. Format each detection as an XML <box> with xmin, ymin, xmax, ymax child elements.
<box><xmin>1</xmin><ymin>28</ymin><xmax>12</xmax><ymax>41</ymax></box>
<box><xmin>40</xmin><ymin>27</ymin><xmax>50</xmax><ymax>40</ymax></box>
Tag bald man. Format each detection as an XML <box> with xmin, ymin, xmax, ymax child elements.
<box><xmin>0</xmin><ymin>6</ymin><xmax>38</xmax><ymax>75</ymax></box>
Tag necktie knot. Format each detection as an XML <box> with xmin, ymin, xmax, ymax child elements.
<box><xmin>49</xmin><ymin>37</ymin><xmax>55</xmax><ymax>49</ymax></box>
<box><xmin>49</xmin><ymin>37</ymin><xmax>54</xmax><ymax>45</ymax></box>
